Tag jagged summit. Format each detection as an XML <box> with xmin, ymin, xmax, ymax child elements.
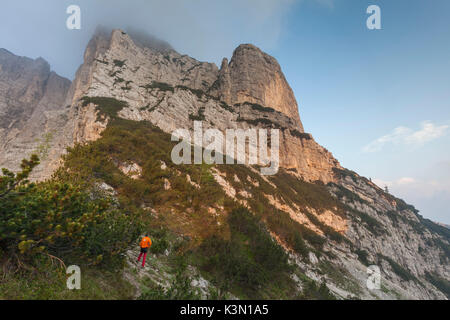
<box><xmin>85</xmin><ymin>29</ymin><xmax>303</xmax><ymax>130</ymax></box>
<box><xmin>0</xmin><ymin>48</ymin><xmax>15</xmax><ymax>57</ymax></box>
<box><xmin>0</xmin><ymin>48</ymin><xmax>51</xmax><ymax>75</ymax></box>
<box><xmin>125</xmin><ymin>27</ymin><xmax>174</xmax><ymax>52</ymax></box>
<box><xmin>89</xmin><ymin>26</ymin><xmax>174</xmax><ymax>52</ymax></box>
<box><xmin>211</xmin><ymin>43</ymin><xmax>303</xmax><ymax>131</ymax></box>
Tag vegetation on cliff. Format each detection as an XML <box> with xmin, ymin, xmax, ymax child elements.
<box><xmin>0</xmin><ymin>98</ymin><xmax>344</xmax><ymax>299</ymax></box>
<box><xmin>2</xmin><ymin>96</ymin><xmax>447</xmax><ymax>300</ymax></box>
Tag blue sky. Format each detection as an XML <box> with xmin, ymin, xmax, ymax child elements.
<box><xmin>1</xmin><ymin>0</ymin><xmax>449</xmax><ymax>223</ymax></box>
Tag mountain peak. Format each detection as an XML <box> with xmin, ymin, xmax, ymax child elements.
<box><xmin>125</xmin><ymin>28</ymin><xmax>173</xmax><ymax>52</ymax></box>
<box><xmin>212</xmin><ymin>43</ymin><xmax>303</xmax><ymax>131</ymax></box>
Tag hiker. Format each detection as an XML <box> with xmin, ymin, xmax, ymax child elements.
<box><xmin>137</xmin><ymin>234</ymin><xmax>152</xmax><ymax>267</ymax></box>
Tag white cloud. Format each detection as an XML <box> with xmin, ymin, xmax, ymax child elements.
<box><xmin>374</xmin><ymin>176</ymin><xmax>450</xmax><ymax>200</ymax></box>
<box><xmin>0</xmin><ymin>0</ymin><xmax>303</xmax><ymax>79</ymax></box>
<box><xmin>363</xmin><ymin>121</ymin><xmax>449</xmax><ymax>153</ymax></box>
<box><xmin>405</xmin><ymin>121</ymin><xmax>448</xmax><ymax>145</ymax></box>
<box><xmin>397</xmin><ymin>177</ymin><xmax>416</xmax><ymax>185</ymax></box>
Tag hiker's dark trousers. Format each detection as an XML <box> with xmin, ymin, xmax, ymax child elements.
<box><xmin>138</xmin><ymin>247</ymin><xmax>148</xmax><ymax>267</ymax></box>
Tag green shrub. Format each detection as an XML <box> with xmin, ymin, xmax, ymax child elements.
<box><xmin>141</xmin><ymin>81</ymin><xmax>174</xmax><ymax>93</ymax></box>
<box><xmin>81</xmin><ymin>96</ymin><xmax>128</xmax><ymax>121</ymax></box>
<box><xmin>298</xmin><ymin>280</ymin><xmax>336</xmax><ymax>300</ymax></box>
<box><xmin>219</xmin><ymin>101</ymin><xmax>233</xmax><ymax>112</ymax></box>
<box><xmin>113</xmin><ymin>59</ymin><xmax>126</xmax><ymax>68</ymax></box>
<box><xmin>95</xmin><ymin>58</ymin><xmax>109</xmax><ymax>65</ymax></box>
<box><xmin>349</xmin><ymin>209</ymin><xmax>385</xmax><ymax>236</ymax></box>
<box><xmin>196</xmin><ymin>207</ymin><xmax>292</xmax><ymax>298</ymax></box>
<box><xmin>0</xmin><ymin>156</ymin><xmax>144</xmax><ymax>268</ymax></box>
<box><xmin>289</xmin><ymin>129</ymin><xmax>312</xmax><ymax>140</ymax></box>
<box><xmin>425</xmin><ymin>272</ymin><xmax>450</xmax><ymax>298</ymax></box>
<box><xmin>236</xmin><ymin>117</ymin><xmax>277</xmax><ymax>127</ymax></box>
<box><xmin>139</xmin><ymin>260</ymin><xmax>200</xmax><ymax>300</ymax></box>
<box><xmin>149</xmin><ymin>228</ymin><xmax>171</xmax><ymax>255</ymax></box>
<box><xmin>355</xmin><ymin>249</ymin><xmax>370</xmax><ymax>266</ymax></box>
<box><xmin>378</xmin><ymin>254</ymin><xmax>416</xmax><ymax>282</ymax></box>
<box><xmin>176</xmin><ymin>85</ymin><xmax>205</xmax><ymax>99</ymax></box>
<box><xmin>243</xmin><ymin>102</ymin><xmax>275</xmax><ymax>113</ymax></box>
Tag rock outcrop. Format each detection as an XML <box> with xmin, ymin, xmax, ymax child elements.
<box><xmin>209</xmin><ymin>44</ymin><xmax>304</xmax><ymax>131</ymax></box>
<box><xmin>0</xmin><ymin>49</ymin><xmax>71</xmax><ymax>178</ymax></box>
<box><xmin>323</xmin><ymin>170</ymin><xmax>448</xmax><ymax>299</ymax></box>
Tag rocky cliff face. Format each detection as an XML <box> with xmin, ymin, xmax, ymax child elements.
<box><xmin>209</xmin><ymin>44</ymin><xmax>304</xmax><ymax>131</ymax></box>
<box><xmin>324</xmin><ymin>170</ymin><xmax>449</xmax><ymax>299</ymax></box>
<box><xmin>0</xmin><ymin>29</ymin><xmax>339</xmax><ymax>183</ymax></box>
<box><xmin>65</xmin><ymin>29</ymin><xmax>340</xmax><ymax>183</ymax></box>
<box><xmin>0</xmin><ymin>49</ymin><xmax>71</xmax><ymax>178</ymax></box>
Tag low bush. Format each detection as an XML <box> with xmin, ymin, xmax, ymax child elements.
<box><xmin>196</xmin><ymin>207</ymin><xmax>292</xmax><ymax>298</ymax></box>
<box><xmin>81</xmin><ymin>96</ymin><xmax>128</xmax><ymax>121</ymax></box>
<box><xmin>113</xmin><ymin>59</ymin><xmax>126</xmax><ymax>68</ymax></box>
<box><xmin>298</xmin><ymin>280</ymin><xmax>336</xmax><ymax>300</ymax></box>
<box><xmin>0</xmin><ymin>156</ymin><xmax>144</xmax><ymax>268</ymax></box>
<box><xmin>425</xmin><ymin>272</ymin><xmax>450</xmax><ymax>298</ymax></box>
<box><xmin>378</xmin><ymin>254</ymin><xmax>416</xmax><ymax>282</ymax></box>
<box><xmin>139</xmin><ymin>258</ymin><xmax>201</xmax><ymax>300</ymax></box>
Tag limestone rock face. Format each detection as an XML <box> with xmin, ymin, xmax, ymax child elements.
<box><xmin>0</xmin><ymin>49</ymin><xmax>71</xmax><ymax>178</ymax></box>
<box><xmin>0</xmin><ymin>29</ymin><xmax>341</xmax><ymax>182</ymax></box>
<box><xmin>326</xmin><ymin>172</ymin><xmax>449</xmax><ymax>299</ymax></box>
<box><xmin>67</xmin><ymin>28</ymin><xmax>219</xmax><ymax>106</ymax></box>
<box><xmin>209</xmin><ymin>44</ymin><xmax>304</xmax><ymax>131</ymax></box>
<box><xmin>66</xmin><ymin>29</ymin><xmax>339</xmax><ymax>183</ymax></box>
<box><xmin>0</xmin><ymin>29</ymin><xmax>335</xmax><ymax>183</ymax></box>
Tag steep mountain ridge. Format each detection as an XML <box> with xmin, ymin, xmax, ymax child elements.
<box><xmin>0</xmin><ymin>49</ymin><xmax>71</xmax><ymax>178</ymax></box>
<box><xmin>208</xmin><ymin>44</ymin><xmax>304</xmax><ymax>130</ymax></box>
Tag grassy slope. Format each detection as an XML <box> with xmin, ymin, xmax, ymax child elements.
<box><xmin>1</xmin><ymin>97</ymin><xmax>353</xmax><ymax>299</ymax></box>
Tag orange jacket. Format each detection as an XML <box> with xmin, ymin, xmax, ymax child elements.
<box><xmin>140</xmin><ymin>236</ymin><xmax>152</xmax><ymax>248</ymax></box>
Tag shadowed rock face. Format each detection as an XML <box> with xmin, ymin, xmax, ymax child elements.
<box><xmin>0</xmin><ymin>49</ymin><xmax>71</xmax><ymax>178</ymax></box>
<box><xmin>209</xmin><ymin>44</ymin><xmax>304</xmax><ymax>131</ymax></box>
